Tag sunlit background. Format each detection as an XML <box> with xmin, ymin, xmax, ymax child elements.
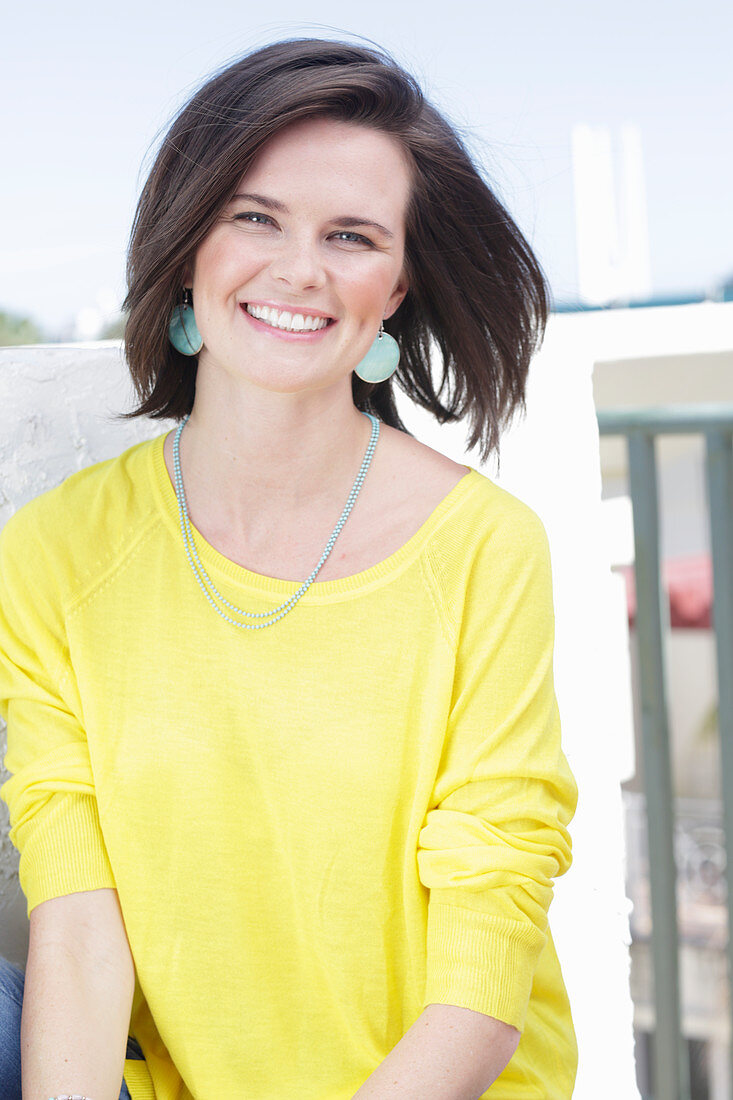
<box><xmin>2</xmin><ymin>0</ymin><xmax>731</xmax><ymax>343</ymax></box>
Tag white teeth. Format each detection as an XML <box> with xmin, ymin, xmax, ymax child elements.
<box><xmin>245</xmin><ymin>304</ymin><xmax>330</xmax><ymax>333</ymax></box>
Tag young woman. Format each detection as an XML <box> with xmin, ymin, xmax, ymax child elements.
<box><xmin>0</xmin><ymin>38</ymin><xmax>578</xmax><ymax>1100</ymax></box>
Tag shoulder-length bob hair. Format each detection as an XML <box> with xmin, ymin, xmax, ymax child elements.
<box><xmin>122</xmin><ymin>37</ymin><xmax>551</xmax><ymax>463</ymax></box>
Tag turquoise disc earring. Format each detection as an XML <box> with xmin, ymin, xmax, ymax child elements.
<box><xmin>168</xmin><ymin>288</ymin><xmax>203</xmax><ymax>355</ymax></box>
<box><xmin>353</xmin><ymin>322</ymin><xmax>400</xmax><ymax>383</ymax></box>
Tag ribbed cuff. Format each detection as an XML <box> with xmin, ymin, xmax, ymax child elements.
<box><xmin>18</xmin><ymin>794</ymin><xmax>116</xmax><ymax>915</ymax></box>
<box><xmin>423</xmin><ymin>902</ymin><xmax>547</xmax><ymax>1031</ymax></box>
<box><xmin>124</xmin><ymin>1060</ymin><xmax>157</xmax><ymax>1100</ymax></box>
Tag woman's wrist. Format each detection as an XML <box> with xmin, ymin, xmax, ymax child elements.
<box><xmin>47</xmin><ymin>1094</ymin><xmax>95</xmax><ymax>1099</ymax></box>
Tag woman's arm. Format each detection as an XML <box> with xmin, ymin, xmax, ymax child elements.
<box><xmin>351</xmin><ymin>1003</ymin><xmax>520</xmax><ymax>1100</ymax></box>
<box><xmin>21</xmin><ymin>888</ymin><xmax>135</xmax><ymax>1100</ymax></box>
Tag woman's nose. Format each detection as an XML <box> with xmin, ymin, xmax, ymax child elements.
<box><xmin>268</xmin><ymin>234</ymin><xmax>326</xmax><ymax>291</ymax></box>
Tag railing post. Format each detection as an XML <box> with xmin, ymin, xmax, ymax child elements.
<box><xmin>627</xmin><ymin>430</ymin><xmax>691</xmax><ymax>1100</ymax></box>
<box><xmin>705</xmin><ymin>428</ymin><xmax>733</xmax><ymax>1097</ymax></box>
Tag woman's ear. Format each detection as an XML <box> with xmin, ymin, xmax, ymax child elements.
<box><xmin>384</xmin><ymin>272</ymin><xmax>409</xmax><ymax>319</ymax></box>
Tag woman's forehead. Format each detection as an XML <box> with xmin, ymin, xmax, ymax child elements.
<box><xmin>236</xmin><ymin>118</ymin><xmax>412</xmax><ymax>199</ymax></box>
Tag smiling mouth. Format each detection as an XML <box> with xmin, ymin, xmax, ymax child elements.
<box><xmin>243</xmin><ymin>303</ymin><xmax>335</xmax><ymax>333</ymax></box>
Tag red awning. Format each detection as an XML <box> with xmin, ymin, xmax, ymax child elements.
<box><xmin>615</xmin><ymin>555</ymin><xmax>713</xmax><ymax>630</ymax></box>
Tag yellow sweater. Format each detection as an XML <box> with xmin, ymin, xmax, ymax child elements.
<box><xmin>1</xmin><ymin>429</ymin><xmax>578</xmax><ymax>1099</ymax></box>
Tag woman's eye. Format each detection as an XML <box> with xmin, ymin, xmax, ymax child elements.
<box><xmin>232</xmin><ymin>212</ymin><xmax>273</xmax><ymax>226</ymax></box>
<box><xmin>332</xmin><ymin>230</ymin><xmax>373</xmax><ymax>246</ymax></box>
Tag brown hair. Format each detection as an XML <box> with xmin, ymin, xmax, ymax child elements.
<box><xmin>121</xmin><ymin>37</ymin><xmax>551</xmax><ymax>463</ymax></box>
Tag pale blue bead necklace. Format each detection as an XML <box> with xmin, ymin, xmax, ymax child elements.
<box><xmin>172</xmin><ymin>410</ymin><xmax>380</xmax><ymax>628</ymax></box>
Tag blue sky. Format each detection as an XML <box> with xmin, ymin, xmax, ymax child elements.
<box><xmin>3</xmin><ymin>0</ymin><xmax>731</xmax><ymax>335</ymax></box>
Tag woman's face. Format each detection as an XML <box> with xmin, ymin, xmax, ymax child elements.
<box><xmin>188</xmin><ymin>117</ymin><xmax>411</xmax><ymax>397</ymax></box>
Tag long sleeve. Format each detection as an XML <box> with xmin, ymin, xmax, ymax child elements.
<box><xmin>0</xmin><ymin>506</ymin><xmax>116</xmax><ymax>916</ymax></box>
<box><xmin>418</xmin><ymin>502</ymin><xmax>577</xmax><ymax>1032</ymax></box>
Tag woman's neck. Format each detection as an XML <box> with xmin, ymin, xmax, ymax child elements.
<box><xmin>166</xmin><ymin>390</ymin><xmax>374</xmax><ymax>546</ymax></box>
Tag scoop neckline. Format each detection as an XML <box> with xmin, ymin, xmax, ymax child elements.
<box><xmin>149</xmin><ymin>428</ymin><xmax>481</xmax><ymax>601</ymax></box>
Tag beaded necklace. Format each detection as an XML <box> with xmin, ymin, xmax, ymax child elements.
<box><xmin>171</xmin><ymin>410</ymin><xmax>380</xmax><ymax>628</ymax></box>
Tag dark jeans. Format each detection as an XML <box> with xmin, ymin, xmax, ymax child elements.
<box><xmin>0</xmin><ymin>954</ymin><xmax>144</xmax><ymax>1099</ymax></box>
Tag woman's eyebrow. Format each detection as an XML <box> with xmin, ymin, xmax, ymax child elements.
<box><xmin>331</xmin><ymin>216</ymin><xmax>394</xmax><ymax>240</ymax></box>
<box><xmin>232</xmin><ymin>191</ymin><xmax>288</xmax><ymax>212</ymax></box>
<box><xmin>230</xmin><ymin>192</ymin><xmax>394</xmax><ymax>239</ymax></box>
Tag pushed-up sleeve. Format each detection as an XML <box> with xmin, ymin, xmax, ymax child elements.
<box><xmin>418</xmin><ymin>505</ymin><xmax>577</xmax><ymax>1031</ymax></box>
<box><xmin>0</xmin><ymin>510</ymin><xmax>115</xmax><ymax>916</ymax></box>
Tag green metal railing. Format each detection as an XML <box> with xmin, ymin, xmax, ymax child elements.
<box><xmin>597</xmin><ymin>404</ymin><xmax>733</xmax><ymax>1100</ymax></box>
